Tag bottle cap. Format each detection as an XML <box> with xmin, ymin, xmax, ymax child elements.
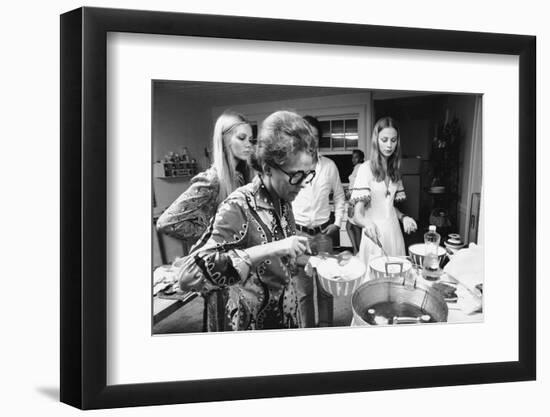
<box><xmin>429</xmin><ymin>225</ymin><xmax>436</xmax><ymax>232</ymax></box>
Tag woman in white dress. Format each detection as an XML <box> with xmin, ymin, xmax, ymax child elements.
<box><xmin>350</xmin><ymin>117</ymin><xmax>418</xmax><ymax>270</ymax></box>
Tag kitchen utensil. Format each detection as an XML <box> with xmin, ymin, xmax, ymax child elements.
<box><xmin>373</xmin><ymin>236</ymin><xmax>390</xmax><ymax>263</ymax></box>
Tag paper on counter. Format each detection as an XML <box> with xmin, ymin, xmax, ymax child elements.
<box><xmin>443</xmin><ymin>243</ymin><xmax>484</xmax><ymax>290</ymax></box>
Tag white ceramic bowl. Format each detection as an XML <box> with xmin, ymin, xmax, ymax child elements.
<box><xmin>316</xmin><ymin>257</ymin><xmax>366</xmax><ymax>297</ymax></box>
<box><xmin>444</xmin><ymin>241</ymin><xmax>465</xmax><ymax>255</ymax></box>
<box><xmin>429</xmin><ymin>186</ymin><xmax>446</xmax><ymax>194</ymax></box>
<box><xmin>368</xmin><ymin>256</ymin><xmax>412</xmax><ymax>280</ymax></box>
<box><xmin>408</xmin><ymin>243</ymin><xmax>447</xmax><ymax>267</ymax></box>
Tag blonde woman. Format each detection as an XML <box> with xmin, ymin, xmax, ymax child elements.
<box><xmin>157</xmin><ymin>110</ymin><xmax>255</xmax><ymax>243</ymax></box>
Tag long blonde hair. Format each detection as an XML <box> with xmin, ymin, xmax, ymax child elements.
<box><xmin>211</xmin><ymin>110</ymin><xmax>253</xmax><ymax>203</ymax></box>
<box><xmin>369</xmin><ymin>116</ymin><xmax>402</xmax><ymax>182</ymax></box>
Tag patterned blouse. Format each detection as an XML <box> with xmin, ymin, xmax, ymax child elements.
<box><xmin>175</xmin><ymin>175</ymin><xmax>302</xmax><ymax>330</ymax></box>
<box><xmin>156</xmin><ymin>167</ymin><xmax>245</xmax><ymax>242</ymax></box>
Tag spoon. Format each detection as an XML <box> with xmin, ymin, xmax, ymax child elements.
<box><xmin>374</xmin><ymin>236</ymin><xmax>390</xmax><ymax>263</ymax></box>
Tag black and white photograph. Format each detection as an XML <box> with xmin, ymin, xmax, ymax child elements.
<box><xmin>151</xmin><ymin>81</ymin><xmax>484</xmax><ymax>334</ymax></box>
<box><xmin>2</xmin><ymin>0</ymin><xmax>542</xmax><ymax>414</ymax></box>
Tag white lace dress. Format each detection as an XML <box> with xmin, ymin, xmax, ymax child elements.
<box><xmin>350</xmin><ymin>161</ymin><xmax>407</xmax><ymax>271</ymax></box>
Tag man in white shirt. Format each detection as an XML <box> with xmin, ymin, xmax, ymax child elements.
<box><xmin>293</xmin><ymin>115</ymin><xmax>346</xmax><ymax>327</ymax></box>
<box><xmin>292</xmin><ymin>155</ymin><xmax>345</xmax><ymax>242</ymax></box>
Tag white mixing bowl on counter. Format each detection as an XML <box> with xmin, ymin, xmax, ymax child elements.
<box><xmin>408</xmin><ymin>243</ymin><xmax>447</xmax><ymax>267</ymax></box>
<box><xmin>315</xmin><ymin>255</ymin><xmax>366</xmax><ymax>297</ymax></box>
<box><xmin>368</xmin><ymin>255</ymin><xmax>412</xmax><ymax>280</ymax></box>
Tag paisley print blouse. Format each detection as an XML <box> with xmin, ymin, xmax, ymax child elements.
<box><xmin>156</xmin><ymin>167</ymin><xmax>245</xmax><ymax>241</ymax></box>
<box><xmin>175</xmin><ymin>175</ymin><xmax>302</xmax><ymax>331</ymax></box>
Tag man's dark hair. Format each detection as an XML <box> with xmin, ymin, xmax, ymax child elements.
<box><xmin>302</xmin><ymin>115</ymin><xmax>322</xmax><ymax>140</ymax></box>
<box><xmin>352</xmin><ymin>149</ymin><xmax>365</xmax><ymax>163</ymax></box>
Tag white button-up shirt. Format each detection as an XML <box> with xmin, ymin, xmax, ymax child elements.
<box><xmin>292</xmin><ymin>155</ymin><xmax>345</xmax><ymax>228</ymax></box>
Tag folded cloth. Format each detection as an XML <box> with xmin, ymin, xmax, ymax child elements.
<box><xmin>153</xmin><ymin>264</ymin><xmax>179</xmax><ymax>295</ymax></box>
<box><xmin>443</xmin><ymin>243</ymin><xmax>484</xmax><ymax>290</ymax></box>
<box><xmin>443</xmin><ymin>243</ymin><xmax>483</xmax><ymax>315</ymax></box>
<box><xmin>456</xmin><ymin>285</ymin><xmax>483</xmax><ymax>315</ymax></box>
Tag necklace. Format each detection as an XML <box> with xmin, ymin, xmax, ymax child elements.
<box><xmin>384</xmin><ymin>177</ymin><xmax>391</xmax><ymax>198</ymax></box>
<box><xmin>258</xmin><ymin>175</ymin><xmax>288</xmax><ymax>238</ymax></box>
<box><xmin>381</xmin><ymin>161</ymin><xmax>391</xmax><ymax>198</ymax></box>
<box><xmin>258</xmin><ymin>175</ymin><xmax>295</xmax><ymax>275</ymax></box>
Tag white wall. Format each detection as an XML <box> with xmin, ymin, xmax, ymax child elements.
<box><xmin>3</xmin><ymin>1</ymin><xmax>546</xmax><ymax>417</ymax></box>
<box><xmin>213</xmin><ymin>92</ymin><xmax>373</xmax><ymax>154</ymax></box>
<box><xmin>152</xmin><ymin>86</ymin><xmax>215</xmax><ymax>263</ymax></box>
<box><xmin>153</xmin><ymin>86</ymin><xmax>213</xmax><ymax>208</ymax></box>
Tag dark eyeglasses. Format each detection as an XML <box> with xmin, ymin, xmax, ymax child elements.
<box><xmin>271</xmin><ymin>165</ymin><xmax>316</xmax><ymax>185</ymax></box>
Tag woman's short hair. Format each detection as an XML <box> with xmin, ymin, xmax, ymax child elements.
<box><xmin>252</xmin><ymin>110</ymin><xmax>317</xmax><ymax>173</ymax></box>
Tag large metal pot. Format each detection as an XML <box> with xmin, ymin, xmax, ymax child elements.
<box><xmin>351</xmin><ymin>276</ymin><xmax>448</xmax><ymax>325</ymax></box>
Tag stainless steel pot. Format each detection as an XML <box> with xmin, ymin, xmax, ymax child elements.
<box><xmin>351</xmin><ymin>276</ymin><xmax>448</xmax><ymax>325</ymax></box>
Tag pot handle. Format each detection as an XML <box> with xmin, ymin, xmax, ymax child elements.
<box><xmin>400</xmin><ymin>270</ymin><xmax>418</xmax><ymax>289</ymax></box>
<box><xmin>384</xmin><ymin>262</ymin><xmax>404</xmax><ymax>276</ymax></box>
<box><xmin>393</xmin><ymin>315</ymin><xmax>431</xmax><ymax>324</ymax></box>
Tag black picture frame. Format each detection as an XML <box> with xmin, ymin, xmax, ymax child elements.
<box><xmin>60</xmin><ymin>6</ymin><xmax>536</xmax><ymax>410</ymax></box>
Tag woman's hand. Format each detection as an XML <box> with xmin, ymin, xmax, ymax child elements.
<box><xmin>402</xmin><ymin>216</ymin><xmax>417</xmax><ymax>234</ymax></box>
<box><xmin>362</xmin><ymin>220</ymin><xmax>379</xmax><ymax>243</ymax></box>
<box><xmin>271</xmin><ymin>236</ymin><xmax>311</xmax><ymax>263</ymax></box>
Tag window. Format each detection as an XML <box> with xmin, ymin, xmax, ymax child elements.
<box><xmin>318</xmin><ymin>116</ymin><xmax>359</xmax><ymax>151</ymax></box>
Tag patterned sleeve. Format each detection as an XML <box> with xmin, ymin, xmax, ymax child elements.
<box><xmin>350</xmin><ymin>161</ymin><xmax>372</xmax><ymax>208</ymax></box>
<box><xmin>156</xmin><ymin>169</ymin><xmax>219</xmax><ymax>240</ymax></box>
<box><xmin>395</xmin><ymin>179</ymin><xmax>407</xmax><ymax>203</ymax></box>
<box><xmin>175</xmin><ymin>193</ymin><xmax>252</xmax><ymax>293</ymax></box>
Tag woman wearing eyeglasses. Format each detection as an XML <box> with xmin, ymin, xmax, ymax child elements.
<box><xmin>156</xmin><ymin>110</ymin><xmax>256</xmax><ymax>242</ymax></box>
<box><xmin>176</xmin><ymin>110</ymin><xmax>317</xmax><ymax>330</ymax></box>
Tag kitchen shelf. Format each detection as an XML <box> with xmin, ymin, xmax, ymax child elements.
<box><xmin>154</xmin><ymin>161</ymin><xmax>197</xmax><ymax>179</ymax></box>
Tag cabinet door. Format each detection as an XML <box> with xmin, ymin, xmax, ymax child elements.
<box><xmin>468</xmin><ymin>192</ymin><xmax>481</xmax><ymax>244</ymax></box>
<box><xmin>401</xmin><ymin>174</ymin><xmax>420</xmax><ymax>220</ymax></box>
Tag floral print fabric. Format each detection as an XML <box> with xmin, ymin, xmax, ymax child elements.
<box><xmin>176</xmin><ymin>175</ymin><xmax>302</xmax><ymax>331</ymax></box>
<box><xmin>156</xmin><ymin>167</ymin><xmax>245</xmax><ymax>242</ymax></box>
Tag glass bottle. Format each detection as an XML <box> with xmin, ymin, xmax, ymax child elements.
<box><xmin>422</xmin><ymin>225</ymin><xmax>441</xmax><ymax>280</ymax></box>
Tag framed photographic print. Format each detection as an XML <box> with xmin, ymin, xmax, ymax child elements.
<box><xmin>60</xmin><ymin>6</ymin><xmax>536</xmax><ymax>410</ymax></box>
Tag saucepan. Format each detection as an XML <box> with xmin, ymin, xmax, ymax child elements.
<box><xmin>351</xmin><ymin>276</ymin><xmax>448</xmax><ymax>326</ymax></box>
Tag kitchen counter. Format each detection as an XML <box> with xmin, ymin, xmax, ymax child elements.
<box><xmin>323</xmin><ymin>266</ymin><xmax>482</xmax><ymax>328</ymax></box>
